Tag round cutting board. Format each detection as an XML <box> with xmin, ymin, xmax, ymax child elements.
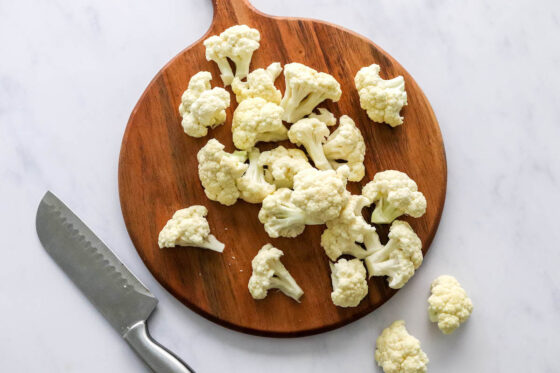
<box><xmin>119</xmin><ymin>0</ymin><xmax>446</xmax><ymax>337</ymax></box>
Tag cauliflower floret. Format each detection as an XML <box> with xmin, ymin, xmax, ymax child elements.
<box><xmin>258</xmin><ymin>188</ymin><xmax>309</xmax><ymax>238</ymax></box>
<box><xmin>292</xmin><ymin>166</ymin><xmax>350</xmax><ymax>224</ymax></box>
<box><xmin>329</xmin><ymin>258</ymin><xmax>368</xmax><ymax>307</ymax></box>
<box><xmin>364</xmin><ymin>220</ymin><xmax>423</xmax><ymax>289</ymax></box>
<box><xmin>375</xmin><ymin>320</ymin><xmax>429</xmax><ymax>373</ymax></box>
<box><xmin>259</xmin><ymin>146</ymin><xmax>312</xmax><ymax>188</ymax></box>
<box><xmin>323</xmin><ymin>115</ymin><xmax>366</xmax><ymax>182</ymax></box>
<box><xmin>280</xmin><ymin>63</ymin><xmax>342</xmax><ymax>123</ymax></box>
<box><xmin>197</xmin><ymin>139</ymin><xmax>248</xmax><ymax>206</ymax></box>
<box><xmin>362</xmin><ymin>170</ymin><xmax>427</xmax><ymax>224</ymax></box>
<box><xmin>428</xmin><ymin>275</ymin><xmax>473</xmax><ymax>334</ymax></box>
<box><xmin>203</xmin><ymin>25</ymin><xmax>260</xmax><ymax>86</ymax></box>
<box><xmin>231</xmin><ymin>62</ymin><xmax>282</xmax><ymax>103</ymax></box>
<box><xmin>288</xmin><ymin>117</ymin><xmax>331</xmax><ymax>170</ymax></box>
<box><xmin>355</xmin><ymin>64</ymin><xmax>407</xmax><ymax>127</ymax></box>
<box><xmin>178</xmin><ymin>71</ymin><xmax>230</xmax><ymax>138</ymax></box>
<box><xmin>236</xmin><ymin>148</ymin><xmax>275</xmax><ymax>203</ymax></box>
<box><xmin>248</xmin><ymin>244</ymin><xmax>303</xmax><ymax>302</ymax></box>
<box><xmin>232</xmin><ymin>97</ymin><xmax>288</xmax><ymax>150</ymax></box>
<box><xmin>308</xmin><ymin>108</ymin><xmax>337</xmax><ymax>126</ymax></box>
<box><xmin>321</xmin><ymin>194</ymin><xmax>380</xmax><ymax>261</ymax></box>
<box><xmin>158</xmin><ymin>206</ymin><xmax>224</xmax><ymax>252</ymax></box>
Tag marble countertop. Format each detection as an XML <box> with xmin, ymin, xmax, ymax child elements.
<box><xmin>1</xmin><ymin>0</ymin><xmax>559</xmax><ymax>371</ymax></box>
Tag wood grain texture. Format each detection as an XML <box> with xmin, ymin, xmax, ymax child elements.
<box><xmin>118</xmin><ymin>0</ymin><xmax>447</xmax><ymax>337</ymax></box>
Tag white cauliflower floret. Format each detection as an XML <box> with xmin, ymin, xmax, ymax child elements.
<box><xmin>355</xmin><ymin>64</ymin><xmax>407</xmax><ymax>127</ymax></box>
<box><xmin>248</xmin><ymin>244</ymin><xmax>303</xmax><ymax>302</ymax></box>
<box><xmin>258</xmin><ymin>188</ymin><xmax>309</xmax><ymax>238</ymax></box>
<box><xmin>308</xmin><ymin>108</ymin><xmax>337</xmax><ymax>126</ymax></box>
<box><xmin>236</xmin><ymin>148</ymin><xmax>275</xmax><ymax>203</ymax></box>
<box><xmin>323</xmin><ymin>115</ymin><xmax>366</xmax><ymax>182</ymax></box>
<box><xmin>203</xmin><ymin>24</ymin><xmax>260</xmax><ymax>85</ymax></box>
<box><xmin>231</xmin><ymin>62</ymin><xmax>282</xmax><ymax>103</ymax></box>
<box><xmin>362</xmin><ymin>170</ymin><xmax>427</xmax><ymax>224</ymax></box>
<box><xmin>428</xmin><ymin>275</ymin><xmax>473</xmax><ymax>334</ymax></box>
<box><xmin>197</xmin><ymin>139</ymin><xmax>248</xmax><ymax>206</ymax></box>
<box><xmin>321</xmin><ymin>194</ymin><xmax>380</xmax><ymax>261</ymax></box>
<box><xmin>280</xmin><ymin>62</ymin><xmax>342</xmax><ymax>123</ymax></box>
<box><xmin>259</xmin><ymin>146</ymin><xmax>312</xmax><ymax>188</ymax></box>
<box><xmin>158</xmin><ymin>206</ymin><xmax>224</xmax><ymax>252</ymax></box>
<box><xmin>292</xmin><ymin>166</ymin><xmax>350</xmax><ymax>224</ymax></box>
<box><xmin>178</xmin><ymin>71</ymin><xmax>230</xmax><ymax>138</ymax></box>
<box><xmin>329</xmin><ymin>258</ymin><xmax>368</xmax><ymax>307</ymax></box>
<box><xmin>364</xmin><ymin>220</ymin><xmax>423</xmax><ymax>289</ymax></box>
<box><xmin>232</xmin><ymin>97</ymin><xmax>288</xmax><ymax>150</ymax></box>
<box><xmin>375</xmin><ymin>320</ymin><xmax>429</xmax><ymax>373</ymax></box>
<box><xmin>288</xmin><ymin>117</ymin><xmax>331</xmax><ymax>170</ymax></box>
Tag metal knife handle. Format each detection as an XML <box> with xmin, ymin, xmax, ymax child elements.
<box><xmin>123</xmin><ymin>321</ymin><xmax>195</xmax><ymax>373</ymax></box>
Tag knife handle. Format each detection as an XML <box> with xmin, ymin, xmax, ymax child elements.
<box><xmin>124</xmin><ymin>321</ymin><xmax>195</xmax><ymax>373</ymax></box>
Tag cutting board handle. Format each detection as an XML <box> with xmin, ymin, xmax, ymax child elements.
<box><xmin>211</xmin><ymin>0</ymin><xmax>260</xmax><ymax>24</ymax></box>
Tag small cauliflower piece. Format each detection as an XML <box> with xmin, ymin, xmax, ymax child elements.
<box><xmin>375</xmin><ymin>320</ymin><xmax>429</xmax><ymax>373</ymax></box>
<box><xmin>203</xmin><ymin>25</ymin><xmax>260</xmax><ymax>85</ymax></box>
<box><xmin>259</xmin><ymin>145</ymin><xmax>312</xmax><ymax>188</ymax></box>
<box><xmin>231</xmin><ymin>62</ymin><xmax>282</xmax><ymax>104</ymax></box>
<box><xmin>232</xmin><ymin>97</ymin><xmax>288</xmax><ymax>150</ymax></box>
<box><xmin>329</xmin><ymin>258</ymin><xmax>368</xmax><ymax>307</ymax></box>
<box><xmin>323</xmin><ymin>115</ymin><xmax>366</xmax><ymax>182</ymax></box>
<box><xmin>197</xmin><ymin>139</ymin><xmax>248</xmax><ymax>206</ymax></box>
<box><xmin>258</xmin><ymin>188</ymin><xmax>309</xmax><ymax>238</ymax></box>
<box><xmin>364</xmin><ymin>220</ymin><xmax>423</xmax><ymax>289</ymax></box>
<box><xmin>362</xmin><ymin>170</ymin><xmax>427</xmax><ymax>224</ymax></box>
<box><xmin>236</xmin><ymin>148</ymin><xmax>275</xmax><ymax>203</ymax></box>
<box><xmin>308</xmin><ymin>108</ymin><xmax>337</xmax><ymax>126</ymax></box>
<box><xmin>428</xmin><ymin>275</ymin><xmax>473</xmax><ymax>334</ymax></box>
<box><xmin>248</xmin><ymin>244</ymin><xmax>303</xmax><ymax>302</ymax></box>
<box><xmin>281</xmin><ymin>62</ymin><xmax>342</xmax><ymax>123</ymax></box>
<box><xmin>355</xmin><ymin>64</ymin><xmax>407</xmax><ymax>127</ymax></box>
<box><xmin>288</xmin><ymin>117</ymin><xmax>331</xmax><ymax>170</ymax></box>
<box><xmin>321</xmin><ymin>194</ymin><xmax>380</xmax><ymax>261</ymax></box>
<box><xmin>178</xmin><ymin>71</ymin><xmax>230</xmax><ymax>138</ymax></box>
<box><xmin>158</xmin><ymin>206</ymin><xmax>224</xmax><ymax>252</ymax></box>
<box><xmin>292</xmin><ymin>166</ymin><xmax>350</xmax><ymax>224</ymax></box>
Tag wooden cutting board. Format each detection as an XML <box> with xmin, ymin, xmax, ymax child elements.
<box><xmin>119</xmin><ymin>0</ymin><xmax>446</xmax><ymax>337</ymax></box>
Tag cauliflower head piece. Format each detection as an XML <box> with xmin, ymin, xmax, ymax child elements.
<box><xmin>232</xmin><ymin>97</ymin><xmax>288</xmax><ymax>150</ymax></box>
<box><xmin>355</xmin><ymin>64</ymin><xmax>407</xmax><ymax>127</ymax></box>
<box><xmin>248</xmin><ymin>244</ymin><xmax>303</xmax><ymax>302</ymax></box>
<box><xmin>292</xmin><ymin>166</ymin><xmax>350</xmax><ymax>224</ymax></box>
<box><xmin>258</xmin><ymin>188</ymin><xmax>308</xmax><ymax>238</ymax></box>
<box><xmin>232</xmin><ymin>62</ymin><xmax>282</xmax><ymax>104</ymax></box>
<box><xmin>197</xmin><ymin>139</ymin><xmax>248</xmax><ymax>206</ymax></box>
<box><xmin>178</xmin><ymin>71</ymin><xmax>230</xmax><ymax>138</ymax></box>
<box><xmin>308</xmin><ymin>108</ymin><xmax>337</xmax><ymax>126</ymax></box>
<box><xmin>281</xmin><ymin>62</ymin><xmax>341</xmax><ymax>123</ymax></box>
<box><xmin>288</xmin><ymin>117</ymin><xmax>331</xmax><ymax>170</ymax></box>
<box><xmin>428</xmin><ymin>275</ymin><xmax>473</xmax><ymax>334</ymax></box>
<box><xmin>203</xmin><ymin>24</ymin><xmax>260</xmax><ymax>85</ymax></box>
<box><xmin>323</xmin><ymin>115</ymin><xmax>366</xmax><ymax>182</ymax></box>
<box><xmin>364</xmin><ymin>220</ymin><xmax>423</xmax><ymax>289</ymax></box>
<box><xmin>329</xmin><ymin>258</ymin><xmax>368</xmax><ymax>308</ymax></box>
<box><xmin>362</xmin><ymin>170</ymin><xmax>427</xmax><ymax>224</ymax></box>
<box><xmin>236</xmin><ymin>148</ymin><xmax>275</xmax><ymax>204</ymax></box>
<box><xmin>321</xmin><ymin>194</ymin><xmax>380</xmax><ymax>261</ymax></box>
<box><xmin>158</xmin><ymin>206</ymin><xmax>224</xmax><ymax>252</ymax></box>
<box><xmin>259</xmin><ymin>145</ymin><xmax>312</xmax><ymax>188</ymax></box>
<box><xmin>375</xmin><ymin>320</ymin><xmax>429</xmax><ymax>373</ymax></box>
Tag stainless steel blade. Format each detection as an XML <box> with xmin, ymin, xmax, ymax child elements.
<box><xmin>36</xmin><ymin>191</ymin><xmax>158</xmax><ymax>335</ymax></box>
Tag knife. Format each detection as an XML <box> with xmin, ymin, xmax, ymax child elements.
<box><xmin>36</xmin><ymin>191</ymin><xmax>195</xmax><ymax>373</ymax></box>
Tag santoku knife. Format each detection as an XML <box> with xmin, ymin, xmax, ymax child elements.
<box><xmin>36</xmin><ymin>191</ymin><xmax>194</xmax><ymax>373</ymax></box>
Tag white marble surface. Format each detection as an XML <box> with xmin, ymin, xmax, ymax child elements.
<box><xmin>1</xmin><ymin>0</ymin><xmax>559</xmax><ymax>371</ymax></box>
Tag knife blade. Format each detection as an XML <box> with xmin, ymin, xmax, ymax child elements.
<box><xmin>36</xmin><ymin>191</ymin><xmax>194</xmax><ymax>373</ymax></box>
